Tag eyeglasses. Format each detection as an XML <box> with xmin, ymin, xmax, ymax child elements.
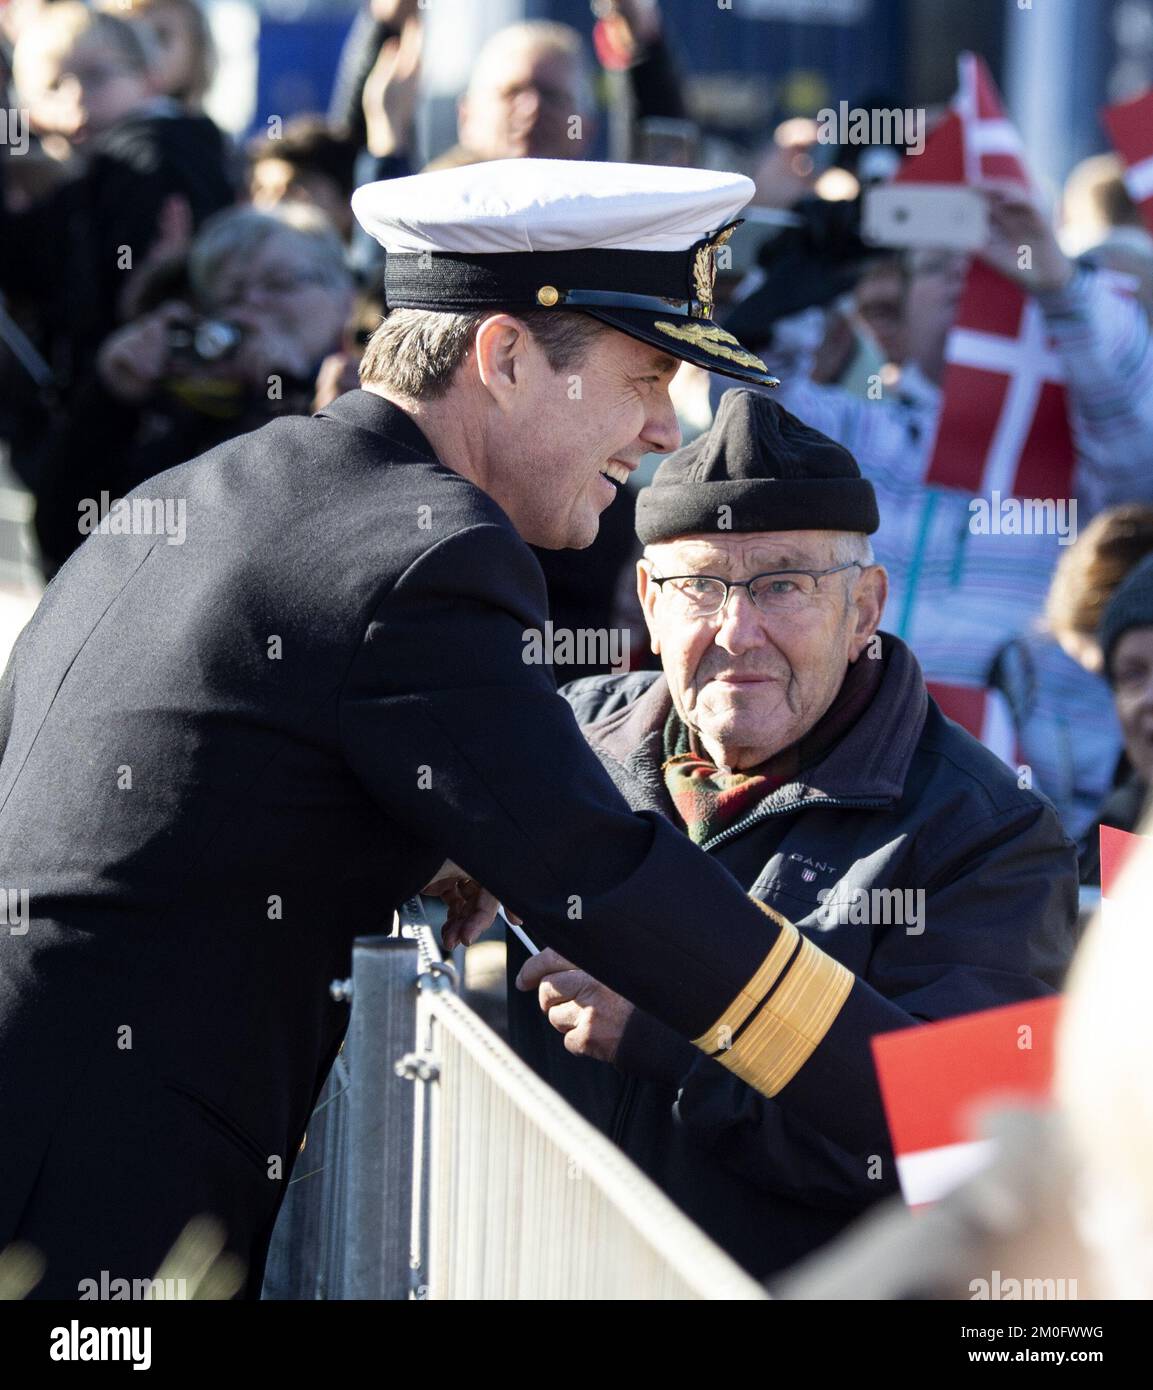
<box><xmin>212</xmin><ymin>269</ymin><xmax>331</xmax><ymax>307</ymax></box>
<box><xmin>650</xmin><ymin>563</ymin><xmax>863</xmax><ymax>617</ymax></box>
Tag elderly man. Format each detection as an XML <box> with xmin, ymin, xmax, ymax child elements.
<box><xmin>512</xmin><ymin>387</ymin><xmax>1078</xmax><ymax>1280</ymax></box>
<box><xmin>1</xmin><ymin>157</ymin><xmax>906</xmax><ymax>1299</ymax></box>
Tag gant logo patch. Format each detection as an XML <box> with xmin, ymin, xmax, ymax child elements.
<box><xmin>788</xmin><ymin>853</ymin><xmax>839</xmax><ymax>878</ymax></box>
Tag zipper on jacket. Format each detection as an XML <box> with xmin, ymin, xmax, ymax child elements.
<box><xmin>698</xmin><ymin>793</ymin><xmax>888</xmax><ymax>855</ymax></box>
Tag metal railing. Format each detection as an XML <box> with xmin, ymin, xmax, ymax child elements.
<box><xmin>263</xmin><ymin>902</ymin><xmax>767</xmax><ymax>1301</ymax></box>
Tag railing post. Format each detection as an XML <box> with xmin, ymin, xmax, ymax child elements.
<box><xmin>340</xmin><ymin>932</ymin><xmax>422</xmax><ymax>1300</ymax></box>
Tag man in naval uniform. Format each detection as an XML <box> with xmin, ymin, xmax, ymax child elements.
<box><xmin>0</xmin><ymin>159</ymin><xmax>933</xmax><ymax>1297</ymax></box>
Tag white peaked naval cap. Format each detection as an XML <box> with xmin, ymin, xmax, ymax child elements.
<box><xmin>353</xmin><ymin>158</ymin><xmax>752</xmax><ymax>253</ymax></box>
<box><xmin>350</xmin><ymin>159</ymin><xmax>779</xmax><ymax>387</ymax></box>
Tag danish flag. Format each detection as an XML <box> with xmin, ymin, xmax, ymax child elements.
<box><xmin>895</xmin><ymin>54</ymin><xmax>1077</xmax><ymax>500</ymax></box>
<box><xmin>1102</xmin><ymin>89</ymin><xmax>1153</xmax><ymax>236</ymax></box>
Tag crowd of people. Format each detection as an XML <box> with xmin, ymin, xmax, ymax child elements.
<box><xmin>4</xmin><ymin>0</ymin><xmax>1153</xmax><ymax>848</ymax></box>
<box><xmin>1</xmin><ymin>0</ymin><xmax>1151</xmax><ymax>1302</ymax></box>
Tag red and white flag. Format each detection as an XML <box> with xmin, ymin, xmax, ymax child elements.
<box><xmin>871</xmin><ymin>995</ymin><xmax>1062</xmax><ymax>1208</ymax></box>
<box><xmin>896</xmin><ymin>54</ymin><xmax>1077</xmax><ymax>500</ymax></box>
<box><xmin>1102</xmin><ymin>89</ymin><xmax>1153</xmax><ymax>237</ymax></box>
<box><xmin>926</xmin><ymin>680</ymin><xmax>1018</xmax><ymax>768</ymax></box>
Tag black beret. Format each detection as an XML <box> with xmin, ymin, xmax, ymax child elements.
<box><xmin>635</xmin><ymin>388</ymin><xmax>879</xmax><ymax>545</ymax></box>
<box><xmin>1101</xmin><ymin>553</ymin><xmax>1153</xmax><ymax>680</ymax></box>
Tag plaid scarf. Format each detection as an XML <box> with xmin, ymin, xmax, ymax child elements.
<box><xmin>661</xmin><ymin>654</ymin><xmax>885</xmax><ymax>845</ymax></box>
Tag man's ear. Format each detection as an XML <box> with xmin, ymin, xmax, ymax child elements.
<box><xmin>473</xmin><ymin>313</ymin><xmax>531</xmax><ymax>411</ymax></box>
<box><xmin>636</xmin><ymin>559</ymin><xmax>662</xmax><ymax>656</ymax></box>
<box><xmin>848</xmin><ymin>564</ymin><xmax>888</xmax><ymax>660</ymax></box>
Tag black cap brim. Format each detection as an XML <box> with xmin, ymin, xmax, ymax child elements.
<box><xmin>576</xmin><ymin>306</ymin><xmax>780</xmax><ymax>389</ymax></box>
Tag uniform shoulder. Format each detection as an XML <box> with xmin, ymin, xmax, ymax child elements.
<box><xmin>558</xmin><ymin>670</ymin><xmax>660</xmax><ymax>726</ymax></box>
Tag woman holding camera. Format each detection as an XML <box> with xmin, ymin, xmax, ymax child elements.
<box><xmin>34</xmin><ymin>204</ymin><xmax>354</xmax><ymax>576</ymax></box>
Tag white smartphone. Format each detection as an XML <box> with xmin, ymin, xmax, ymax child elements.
<box><xmin>862</xmin><ymin>183</ymin><xmax>989</xmax><ymax>251</ymax></box>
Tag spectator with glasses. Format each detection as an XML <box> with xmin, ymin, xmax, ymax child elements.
<box><xmin>510</xmin><ymin>388</ymin><xmax>1076</xmax><ymax>1281</ymax></box>
<box><xmin>33</xmin><ymin>203</ymin><xmax>354</xmax><ymax>575</ymax></box>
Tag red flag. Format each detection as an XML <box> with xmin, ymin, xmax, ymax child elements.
<box><xmin>1099</xmin><ymin>823</ymin><xmax>1148</xmax><ymax>901</ymax></box>
<box><xmin>930</xmin><ymin>263</ymin><xmax>1076</xmax><ymax>498</ymax></box>
<box><xmin>896</xmin><ymin>55</ymin><xmax>1076</xmax><ymax>499</ymax></box>
<box><xmin>1102</xmin><ymin>89</ymin><xmax>1153</xmax><ymax>237</ymax></box>
<box><xmin>871</xmin><ymin>996</ymin><xmax>1062</xmax><ymax>1207</ymax></box>
<box><xmin>893</xmin><ymin>110</ymin><xmax>964</xmax><ymax>185</ymax></box>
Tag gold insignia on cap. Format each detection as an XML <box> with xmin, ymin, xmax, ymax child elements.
<box><xmin>653</xmin><ymin>320</ymin><xmax>769</xmax><ymax>373</ymax></box>
<box><xmin>536</xmin><ymin>285</ymin><xmax>560</xmax><ymax>306</ymax></box>
<box><xmin>691</xmin><ymin>223</ymin><xmax>738</xmax><ymax>318</ymax></box>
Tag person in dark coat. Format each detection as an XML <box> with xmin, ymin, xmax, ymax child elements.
<box><xmin>0</xmin><ymin>159</ymin><xmax>919</xmax><ymax>1299</ymax></box>
<box><xmin>511</xmin><ymin>388</ymin><xmax>1079</xmax><ymax>1280</ymax></box>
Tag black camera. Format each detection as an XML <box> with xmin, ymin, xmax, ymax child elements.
<box><xmin>165</xmin><ymin>319</ymin><xmax>244</xmax><ymax>367</ymax></box>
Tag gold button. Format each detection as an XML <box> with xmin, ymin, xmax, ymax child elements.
<box><xmin>536</xmin><ymin>285</ymin><xmax>560</xmax><ymax>306</ymax></box>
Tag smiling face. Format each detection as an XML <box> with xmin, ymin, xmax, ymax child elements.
<box><xmin>639</xmin><ymin>531</ymin><xmax>887</xmax><ymax>769</ymax></box>
<box><xmin>1111</xmin><ymin>627</ymin><xmax>1153</xmax><ymax>786</ymax></box>
<box><xmin>477</xmin><ymin>322</ymin><xmax>682</xmax><ymax>550</ymax></box>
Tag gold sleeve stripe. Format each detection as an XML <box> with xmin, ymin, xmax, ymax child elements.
<box><xmin>711</xmin><ymin>934</ymin><xmax>854</xmax><ymax>1097</ymax></box>
<box><xmin>691</xmin><ymin>900</ymin><xmax>798</xmax><ymax>1053</ymax></box>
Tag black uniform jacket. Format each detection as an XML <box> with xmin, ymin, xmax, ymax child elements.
<box><xmin>509</xmin><ymin>652</ymin><xmax>1079</xmax><ymax>1279</ymax></box>
<box><xmin>0</xmin><ymin>390</ymin><xmax>984</xmax><ymax>1295</ymax></box>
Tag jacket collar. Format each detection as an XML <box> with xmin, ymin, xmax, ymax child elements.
<box><xmin>585</xmin><ymin>632</ymin><xmax>928</xmax><ymax>811</ymax></box>
<box><xmin>315</xmin><ymin>388</ymin><xmax>439</xmax><ymax>462</ymax></box>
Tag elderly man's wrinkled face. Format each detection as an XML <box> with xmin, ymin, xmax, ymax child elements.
<box><xmin>639</xmin><ymin>531</ymin><xmax>887</xmax><ymax>770</ymax></box>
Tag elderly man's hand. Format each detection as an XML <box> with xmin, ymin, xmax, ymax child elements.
<box><xmin>516</xmin><ymin>949</ymin><xmax>635</xmax><ymax>1062</ymax></box>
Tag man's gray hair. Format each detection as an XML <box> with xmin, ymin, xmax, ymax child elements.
<box><xmin>358</xmin><ymin>307</ymin><xmax>608</xmax><ymax>401</ymax></box>
<box><xmin>829</xmin><ymin>531</ymin><xmax>876</xmax><ymax>567</ymax></box>
<box><xmin>189</xmin><ymin>204</ymin><xmax>352</xmax><ymax>308</ymax></box>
